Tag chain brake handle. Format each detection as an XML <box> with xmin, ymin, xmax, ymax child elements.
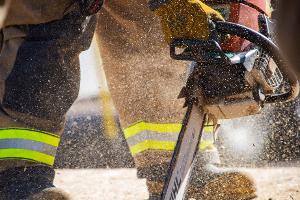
<box><xmin>170</xmin><ymin>39</ymin><xmax>225</xmax><ymax>61</ymax></box>
<box><xmin>170</xmin><ymin>20</ymin><xmax>227</xmax><ymax>62</ymax></box>
<box><xmin>170</xmin><ymin>21</ymin><xmax>299</xmax><ymax>103</ymax></box>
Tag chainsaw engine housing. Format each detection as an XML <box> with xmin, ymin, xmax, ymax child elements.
<box><xmin>171</xmin><ymin>1</ymin><xmax>296</xmax><ymax>121</ymax></box>
<box><xmin>206</xmin><ymin>0</ymin><xmax>270</xmax><ymax>52</ymax></box>
<box><xmin>200</xmin><ymin>48</ymin><xmax>281</xmax><ymax>119</ymax></box>
<box><xmin>190</xmin><ymin>15</ymin><xmax>283</xmax><ymax>120</ymax></box>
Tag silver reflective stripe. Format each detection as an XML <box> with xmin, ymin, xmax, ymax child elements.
<box><xmin>126</xmin><ymin>130</ymin><xmax>178</xmax><ymax>146</ymax></box>
<box><xmin>201</xmin><ymin>131</ymin><xmax>214</xmax><ymax>141</ymax></box>
<box><xmin>0</xmin><ymin>139</ymin><xmax>57</xmax><ymax>156</ymax></box>
<box><xmin>126</xmin><ymin>130</ymin><xmax>214</xmax><ymax>147</ymax></box>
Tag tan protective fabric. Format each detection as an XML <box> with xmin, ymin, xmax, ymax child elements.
<box><xmin>96</xmin><ymin>0</ymin><xmax>188</xmax><ymax>196</ymax></box>
<box><xmin>95</xmin><ymin>1</ymin><xmax>227</xmax><ymax>197</ymax></box>
<box><xmin>96</xmin><ymin>0</ymin><xmax>187</xmax><ymax>128</ymax></box>
<box><xmin>0</xmin><ymin>0</ymin><xmax>10</xmax><ymax>28</ymax></box>
<box><xmin>0</xmin><ymin>0</ymin><xmax>77</xmax><ymax>100</ymax></box>
<box><xmin>0</xmin><ymin>0</ymin><xmax>76</xmax><ymax>171</ymax></box>
<box><xmin>4</xmin><ymin>0</ymin><xmax>76</xmax><ymax>26</ymax></box>
<box><xmin>0</xmin><ymin>26</ymin><xmax>27</xmax><ymax>103</ymax></box>
<box><xmin>0</xmin><ymin>0</ymin><xmax>78</xmax><ymax>133</ymax></box>
<box><xmin>0</xmin><ymin>30</ymin><xmax>64</xmax><ymax>168</ymax></box>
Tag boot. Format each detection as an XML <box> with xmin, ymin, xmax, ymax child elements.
<box><xmin>148</xmin><ymin>193</ymin><xmax>161</xmax><ymax>200</ymax></box>
<box><xmin>0</xmin><ymin>166</ymin><xmax>70</xmax><ymax>200</ymax></box>
<box><xmin>187</xmin><ymin>163</ymin><xmax>257</xmax><ymax>200</ymax></box>
<box><xmin>149</xmin><ymin>167</ymin><xmax>256</xmax><ymax>200</ymax></box>
<box><xmin>27</xmin><ymin>187</ymin><xmax>70</xmax><ymax>200</ymax></box>
<box><xmin>147</xmin><ymin>148</ymin><xmax>256</xmax><ymax>200</ymax></box>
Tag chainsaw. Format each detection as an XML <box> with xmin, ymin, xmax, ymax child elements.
<box><xmin>160</xmin><ymin>1</ymin><xmax>299</xmax><ymax>200</ymax></box>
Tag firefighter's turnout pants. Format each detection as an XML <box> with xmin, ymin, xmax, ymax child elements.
<box><xmin>0</xmin><ymin>0</ymin><xmax>216</xmax><ymax>197</ymax></box>
<box><xmin>0</xmin><ymin>1</ymin><xmax>96</xmax><ymax>169</ymax></box>
<box><xmin>96</xmin><ymin>1</ymin><xmax>216</xmax><ymax>197</ymax></box>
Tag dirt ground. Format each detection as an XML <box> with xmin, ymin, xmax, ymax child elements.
<box><xmin>54</xmin><ymin>167</ymin><xmax>300</xmax><ymax>200</ymax></box>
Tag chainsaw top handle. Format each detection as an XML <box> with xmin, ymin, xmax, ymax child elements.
<box><xmin>170</xmin><ymin>21</ymin><xmax>299</xmax><ymax>103</ymax></box>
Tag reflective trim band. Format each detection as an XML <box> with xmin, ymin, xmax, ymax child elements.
<box><xmin>124</xmin><ymin>122</ymin><xmax>213</xmax><ymax>139</ymax></box>
<box><xmin>199</xmin><ymin>140</ymin><xmax>215</xmax><ymax>151</ymax></box>
<box><xmin>0</xmin><ymin>128</ymin><xmax>60</xmax><ymax>166</ymax></box>
<box><xmin>0</xmin><ymin>149</ymin><xmax>55</xmax><ymax>166</ymax></box>
<box><xmin>127</xmin><ymin>130</ymin><xmax>214</xmax><ymax>147</ymax></box>
<box><xmin>0</xmin><ymin>139</ymin><xmax>57</xmax><ymax>156</ymax></box>
<box><xmin>129</xmin><ymin>139</ymin><xmax>214</xmax><ymax>156</ymax></box>
<box><xmin>0</xmin><ymin>128</ymin><xmax>59</xmax><ymax>147</ymax></box>
<box><xmin>126</xmin><ymin>131</ymin><xmax>178</xmax><ymax>146</ymax></box>
<box><xmin>130</xmin><ymin>141</ymin><xmax>176</xmax><ymax>155</ymax></box>
<box><xmin>124</xmin><ymin>122</ymin><xmax>181</xmax><ymax>139</ymax></box>
<box><xmin>125</xmin><ymin>122</ymin><xmax>214</xmax><ymax>155</ymax></box>
<box><xmin>204</xmin><ymin>125</ymin><xmax>214</xmax><ymax>133</ymax></box>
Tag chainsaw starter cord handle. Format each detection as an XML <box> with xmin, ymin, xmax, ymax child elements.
<box><xmin>215</xmin><ymin>21</ymin><xmax>299</xmax><ymax>103</ymax></box>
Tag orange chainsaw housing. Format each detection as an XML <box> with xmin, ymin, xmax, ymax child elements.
<box><xmin>206</xmin><ymin>0</ymin><xmax>269</xmax><ymax>52</ymax></box>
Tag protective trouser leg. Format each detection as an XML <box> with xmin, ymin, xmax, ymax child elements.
<box><xmin>0</xmin><ymin>0</ymin><xmax>9</xmax><ymax>28</ymax></box>
<box><xmin>0</xmin><ymin>2</ymin><xmax>96</xmax><ymax>199</ymax></box>
<box><xmin>96</xmin><ymin>1</ymin><xmax>256</xmax><ymax>199</ymax></box>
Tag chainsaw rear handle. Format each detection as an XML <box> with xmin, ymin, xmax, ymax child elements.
<box><xmin>170</xmin><ymin>21</ymin><xmax>299</xmax><ymax>103</ymax></box>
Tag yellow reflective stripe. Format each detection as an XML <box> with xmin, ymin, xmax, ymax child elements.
<box><xmin>124</xmin><ymin>122</ymin><xmax>214</xmax><ymax>139</ymax></box>
<box><xmin>203</xmin><ymin>120</ymin><xmax>214</xmax><ymax>132</ymax></box>
<box><xmin>129</xmin><ymin>139</ymin><xmax>215</xmax><ymax>155</ymax></box>
<box><xmin>0</xmin><ymin>128</ymin><xmax>59</xmax><ymax>147</ymax></box>
<box><xmin>99</xmin><ymin>91</ymin><xmax>118</xmax><ymax>139</ymax></box>
<box><xmin>199</xmin><ymin>140</ymin><xmax>214</xmax><ymax>150</ymax></box>
<box><xmin>203</xmin><ymin>126</ymin><xmax>213</xmax><ymax>133</ymax></box>
<box><xmin>124</xmin><ymin>122</ymin><xmax>182</xmax><ymax>139</ymax></box>
<box><xmin>0</xmin><ymin>149</ymin><xmax>55</xmax><ymax>166</ymax></box>
<box><xmin>130</xmin><ymin>141</ymin><xmax>176</xmax><ymax>155</ymax></box>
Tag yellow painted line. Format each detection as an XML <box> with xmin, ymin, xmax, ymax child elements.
<box><xmin>91</xmin><ymin>35</ymin><xmax>118</xmax><ymax>139</ymax></box>
<box><xmin>99</xmin><ymin>91</ymin><xmax>118</xmax><ymax>139</ymax></box>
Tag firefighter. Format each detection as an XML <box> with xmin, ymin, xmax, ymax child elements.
<box><xmin>0</xmin><ymin>0</ymin><xmax>255</xmax><ymax>199</ymax></box>
<box><xmin>96</xmin><ymin>0</ymin><xmax>256</xmax><ymax>199</ymax></box>
<box><xmin>0</xmin><ymin>1</ymin><xmax>96</xmax><ymax>199</ymax></box>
